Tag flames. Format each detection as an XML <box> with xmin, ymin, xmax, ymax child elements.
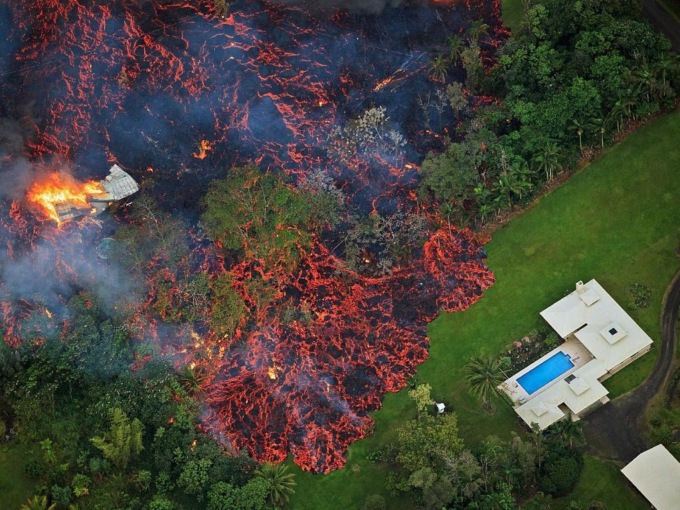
<box><xmin>27</xmin><ymin>173</ymin><xmax>104</xmax><ymax>224</ymax></box>
<box><xmin>193</xmin><ymin>140</ymin><xmax>213</xmax><ymax>160</ymax></box>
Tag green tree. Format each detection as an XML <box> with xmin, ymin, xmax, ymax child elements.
<box><xmin>633</xmin><ymin>66</ymin><xmax>654</xmax><ymax>103</ymax></box>
<box><xmin>590</xmin><ymin>117</ymin><xmax>606</xmax><ymax>148</ymax></box>
<box><xmin>177</xmin><ymin>365</ymin><xmax>207</xmax><ymax>397</ymax></box>
<box><xmin>539</xmin><ymin>453</ymin><xmax>583</xmax><ymax>495</ymax></box>
<box><xmin>408</xmin><ymin>383</ymin><xmax>435</xmax><ymax>416</ymax></box>
<box><xmin>396</xmin><ymin>413</ymin><xmax>464</xmax><ymax>473</ymax></box>
<box><xmin>419</xmin><ymin>141</ymin><xmax>481</xmax><ymax>225</ymax></box>
<box><xmin>464</xmin><ymin>355</ymin><xmax>504</xmax><ymax>410</ymax></box>
<box><xmin>446</xmin><ymin>82</ymin><xmax>468</xmax><ymax>113</ymax></box>
<box><xmin>178</xmin><ymin>458</ymin><xmax>213</xmax><ymax>501</ymax></box>
<box><xmin>478</xmin><ymin>482</ymin><xmax>515</xmax><ymax>510</ymax></box>
<box><xmin>461</xmin><ymin>43</ymin><xmax>483</xmax><ymax>93</ymax></box>
<box><xmin>654</xmin><ymin>56</ymin><xmax>676</xmax><ymax>90</ymax></box>
<box><xmin>113</xmin><ymin>195</ymin><xmax>189</xmax><ymax>273</ymax></box>
<box><xmin>202</xmin><ymin>166</ymin><xmax>316</xmax><ymax>271</ymax></box>
<box><xmin>467</xmin><ymin>20</ymin><xmax>490</xmax><ymax>45</ymax></box>
<box><xmin>207</xmin><ymin>478</ymin><xmax>270</xmax><ymax>510</ymax></box>
<box><xmin>209</xmin><ymin>273</ymin><xmax>247</xmax><ymax>338</ymax></box>
<box><xmin>254</xmin><ymin>462</ymin><xmax>297</xmax><ymax>507</ymax></box>
<box><xmin>90</xmin><ymin>407</ymin><xmax>143</xmax><ymax>469</ymax></box>
<box><xmin>213</xmin><ymin>0</ymin><xmax>229</xmax><ymax>17</ymax></box>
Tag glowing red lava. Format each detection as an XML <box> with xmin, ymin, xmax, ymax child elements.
<box><xmin>0</xmin><ymin>0</ymin><xmax>504</xmax><ymax>472</ymax></box>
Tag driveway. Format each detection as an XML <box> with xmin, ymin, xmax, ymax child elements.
<box><xmin>639</xmin><ymin>0</ymin><xmax>680</xmax><ymax>50</ymax></box>
<box><xmin>583</xmin><ymin>269</ymin><xmax>680</xmax><ymax>463</ymax></box>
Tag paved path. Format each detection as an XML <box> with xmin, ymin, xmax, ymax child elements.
<box><xmin>639</xmin><ymin>0</ymin><xmax>680</xmax><ymax>50</ymax></box>
<box><xmin>583</xmin><ymin>269</ymin><xmax>680</xmax><ymax>463</ymax></box>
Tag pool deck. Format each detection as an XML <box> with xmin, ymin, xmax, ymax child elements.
<box><xmin>499</xmin><ymin>338</ymin><xmax>594</xmax><ymax>406</ymax></box>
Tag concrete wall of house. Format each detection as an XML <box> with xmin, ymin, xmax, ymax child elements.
<box><xmin>599</xmin><ymin>344</ymin><xmax>653</xmax><ymax>381</ymax></box>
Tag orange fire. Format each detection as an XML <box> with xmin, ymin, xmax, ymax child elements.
<box><xmin>193</xmin><ymin>139</ymin><xmax>212</xmax><ymax>160</ymax></box>
<box><xmin>27</xmin><ymin>173</ymin><xmax>104</xmax><ymax>224</ymax></box>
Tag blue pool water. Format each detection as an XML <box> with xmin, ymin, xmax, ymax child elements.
<box><xmin>517</xmin><ymin>352</ymin><xmax>574</xmax><ymax>395</ymax></box>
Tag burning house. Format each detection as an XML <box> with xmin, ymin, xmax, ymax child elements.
<box><xmin>30</xmin><ymin>164</ymin><xmax>139</xmax><ymax>223</ymax></box>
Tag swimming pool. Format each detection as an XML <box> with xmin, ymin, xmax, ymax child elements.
<box><xmin>517</xmin><ymin>351</ymin><xmax>574</xmax><ymax>395</ymax></box>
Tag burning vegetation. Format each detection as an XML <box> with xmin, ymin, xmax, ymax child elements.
<box><xmin>0</xmin><ymin>0</ymin><xmax>504</xmax><ymax>473</ymax></box>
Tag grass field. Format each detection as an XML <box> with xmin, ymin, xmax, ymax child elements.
<box><xmin>0</xmin><ymin>443</ymin><xmax>37</xmax><ymax>509</ymax></box>
<box><xmin>502</xmin><ymin>0</ymin><xmax>524</xmax><ymax>33</ymax></box>
<box><xmin>289</xmin><ymin>112</ymin><xmax>680</xmax><ymax>510</ymax></box>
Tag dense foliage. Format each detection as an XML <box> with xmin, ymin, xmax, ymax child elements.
<box><xmin>418</xmin><ymin>0</ymin><xmax>678</xmax><ymax>227</ymax></box>
<box><xmin>0</xmin><ymin>294</ymin><xmax>272</xmax><ymax>510</ymax></box>
<box><xmin>369</xmin><ymin>384</ymin><xmax>586</xmax><ymax>509</ymax></box>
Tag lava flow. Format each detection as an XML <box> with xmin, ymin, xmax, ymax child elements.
<box><xmin>0</xmin><ymin>0</ymin><xmax>504</xmax><ymax>472</ymax></box>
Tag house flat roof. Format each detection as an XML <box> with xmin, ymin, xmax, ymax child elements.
<box><xmin>621</xmin><ymin>445</ymin><xmax>680</xmax><ymax>510</ymax></box>
<box><xmin>541</xmin><ymin>280</ymin><xmax>652</xmax><ymax>371</ymax></box>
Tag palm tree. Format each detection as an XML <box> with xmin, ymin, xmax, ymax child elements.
<box><xmin>548</xmin><ymin>420</ymin><xmax>585</xmax><ymax>450</ymax></box>
<box><xmin>21</xmin><ymin>496</ymin><xmax>56</xmax><ymax>510</ymax></box>
<box><xmin>255</xmin><ymin>462</ymin><xmax>297</xmax><ymax>507</ymax></box>
<box><xmin>447</xmin><ymin>35</ymin><xmax>464</xmax><ymax>65</ymax></box>
<box><xmin>568</xmin><ymin>118</ymin><xmax>589</xmax><ymax>152</ymax></box>
<box><xmin>467</xmin><ymin>20</ymin><xmax>490</xmax><ymax>44</ymax></box>
<box><xmin>590</xmin><ymin>117</ymin><xmax>606</xmax><ymax>148</ymax></box>
<box><xmin>609</xmin><ymin>100</ymin><xmax>627</xmax><ymax>133</ymax></box>
<box><xmin>178</xmin><ymin>365</ymin><xmax>207</xmax><ymax>397</ymax></box>
<box><xmin>633</xmin><ymin>66</ymin><xmax>654</xmax><ymax>102</ymax></box>
<box><xmin>464</xmin><ymin>355</ymin><xmax>504</xmax><ymax>410</ymax></box>
<box><xmin>654</xmin><ymin>56</ymin><xmax>675</xmax><ymax>90</ymax></box>
<box><xmin>531</xmin><ymin>141</ymin><xmax>562</xmax><ymax>181</ymax></box>
<box><xmin>429</xmin><ymin>54</ymin><xmax>450</xmax><ymax>83</ymax></box>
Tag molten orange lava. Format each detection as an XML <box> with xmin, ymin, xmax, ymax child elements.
<box><xmin>27</xmin><ymin>173</ymin><xmax>104</xmax><ymax>224</ymax></box>
<box><xmin>193</xmin><ymin>140</ymin><xmax>213</xmax><ymax>160</ymax></box>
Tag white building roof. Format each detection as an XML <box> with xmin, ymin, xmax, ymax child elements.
<box><xmin>621</xmin><ymin>445</ymin><xmax>680</xmax><ymax>510</ymax></box>
<box><xmin>541</xmin><ymin>280</ymin><xmax>652</xmax><ymax>371</ymax></box>
<box><xmin>91</xmin><ymin>164</ymin><xmax>139</xmax><ymax>202</ymax></box>
<box><xmin>515</xmin><ymin>358</ymin><xmax>609</xmax><ymax>430</ymax></box>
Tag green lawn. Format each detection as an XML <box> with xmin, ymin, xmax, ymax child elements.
<box><xmin>0</xmin><ymin>443</ymin><xmax>37</xmax><ymax>509</ymax></box>
<box><xmin>502</xmin><ymin>0</ymin><xmax>524</xmax><ymax>33</ymax></box>
<box><xmin>290</xmin><ymin>112</ymin><xmax>680</xmax><ymax>510</ymax></box>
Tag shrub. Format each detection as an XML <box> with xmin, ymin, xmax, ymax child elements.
<box><xmin>366</xmin><ymin>443</ymin><xmax>397</xmax><ymax>463</ymax></box>
<box><xmin>24</xmin><ymin>458</ymin><xmax>45</xmax><ymax>478</ymax></box>
<box><xmin>363</xmin><ymin>494</ymin><xmax>387</xmax><ymax>510</ymax></box>
<box><xmin>544</xmin><ymin>331</ymin><xmax>560</xmax><ymax>348</ymax></box>
<box><xmin>628</xmin><ymin>283</ymin><xmax>651</xmax><ymax>309</ymax></box>
<box><xmin>539</xmin><ymin>452</ymin><xmax>583</xmax><ymax>495</ymax></box>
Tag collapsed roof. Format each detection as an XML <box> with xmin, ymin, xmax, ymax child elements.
<box><xmin>90</xmin><ymin>164</ymin><xmax>139</xmax><ymax>204</ymax></box>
